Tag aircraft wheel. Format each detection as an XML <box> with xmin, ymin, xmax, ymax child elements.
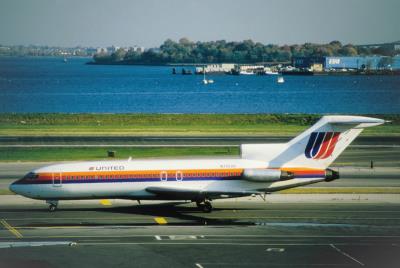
<box><xmin>202</xmin><ymin>201</ymin><xmax>212</xmax><ymax>213</ymax></box>
<box><xmin>49</xmin><ymin>204</ymin><xmax>57</xmax><ymax>212</ymax></box>
<box><xmin>195</xmin><ymin>200</ymin><xmax>203</xmax><ymax>208</ymax></box>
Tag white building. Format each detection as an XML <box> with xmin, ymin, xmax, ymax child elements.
<box><xmin>196</xmin><ymin>63</ymin><xmax>235</xmax><ymax>74</ymax></box>
<box><xmin>96</xmin><ymin>47</ymin><xmax>108</xmax><ymax>54</ymax></box>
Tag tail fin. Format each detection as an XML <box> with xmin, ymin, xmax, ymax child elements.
<box><xmin>241</xmin><ymin>116</ymin><xmax>384</xmax><ymax>169</ymax></box>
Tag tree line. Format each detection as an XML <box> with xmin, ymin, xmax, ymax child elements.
<box><xmin>93</xmin><ymin>38</ymin><xmax>398</xmax><ymax>65</ymax></box>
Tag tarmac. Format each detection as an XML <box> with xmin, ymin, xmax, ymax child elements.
<box><xmin>0</xmin><ymin>136</ymin><xmax>399</xmax><ymax>267</ymax></box>
<box><xmin>0</xmin><ymin>195</ymin><xmax>400</xmax><ymax>268</ymax></box>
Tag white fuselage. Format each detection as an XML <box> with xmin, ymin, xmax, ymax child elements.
<box><xmin>10</xmin><ymin>157</ymin><xmax>325</xmax><ymax>201</ymax></box>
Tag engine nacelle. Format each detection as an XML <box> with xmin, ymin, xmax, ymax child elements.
<box><xmin>325</xmin><ymin>168</ymin><xmax>340</xmax><ymax>182</ymax></box>
<box><xmin>242</xmin><ymin>169</ymin><xmax>294</xmax><ymax>182</ymax></box>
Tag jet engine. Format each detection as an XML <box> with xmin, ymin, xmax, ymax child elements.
<box><xmin>243</xmin><ymin>169</ymin><xmax>294</xmax><ymax>182</ymax></box>
<box><xmin>325</xmin><ymin>168</ymin><xmax>340</xmax><ymax>182</ymax></box>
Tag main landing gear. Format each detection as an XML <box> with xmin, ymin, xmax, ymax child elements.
<box><xmin>195</xmin><ymin>200</ymin><xmax>213</xmax><ymax>213</ymax></box>
<box><xmin>46</xmin><ymin>200</ymin><xmax>59</xmax><ymax>212</ymax></box>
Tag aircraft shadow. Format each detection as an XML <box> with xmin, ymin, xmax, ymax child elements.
<box><xmin>7</xmin><ymin>202</ymin><xmax>258</xmax><ymax>226</ymax></box>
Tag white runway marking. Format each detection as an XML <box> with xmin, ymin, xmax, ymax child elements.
<box><xmin>168</xmin><ymin>235</ymin><xmax>198</xmax><ymax>240</ymax></box>
<box><xmin>154</xmin><ymin>235</ymin><xmax>162</xmax><ymax>240</ymax></box>
<box><xmin>266</xmin><ymin>247</ymin><xmax>285</xmax><ymax>252</ymax></box>
<box><xmin>330</xmin><ymin>244</ymin><xmax>364</xmax><ymax>266</ymax></box>
<box><xmin>0</xmin><ymin>241</ymin><xmax>75</xmax><ymax>248</ymax></box>
<box><xmin>195</xmin><ymin>263</ymin><xmax>204</xmax><ymax>268</ymax></box>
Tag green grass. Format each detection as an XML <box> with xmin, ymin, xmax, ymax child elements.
<box><xmin>0</xmin><ymin>114</ymin><xmax>398</xmax><ymax>136</ymax></box>
<box><xmin>0</xmin><ymin>147</ymin><xmax>239</xmax><ymax>162</ymax></box>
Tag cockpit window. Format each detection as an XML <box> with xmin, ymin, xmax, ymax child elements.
<box><xmin>23</xmin><ymin>172</ymin><xmax>39</xmax><ymax>180</ymax></box>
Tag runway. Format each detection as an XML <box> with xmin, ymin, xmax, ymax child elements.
<box><xmin>1</xmin><ymin>195</ymin><xmax>400</xmax><ymax>267</ymax></box>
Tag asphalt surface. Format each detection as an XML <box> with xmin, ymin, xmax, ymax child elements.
<box><xmin>1</xmin><ymin>196</ymin><xmax>400</xmax><ymax>268</ymax></box>
<box><xmin>1</xmin><ymin>136</ymin><xmax>399</xmax><ymax>267</ymax></box>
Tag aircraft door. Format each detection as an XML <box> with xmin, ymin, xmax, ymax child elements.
<box><xmin>160</xmin><ymin>171</ymin><xmax>168</xmax><ymax>182</ymax></box>
<box><xmin>176</xmin><ymin>171</ymin><xmax>183</xmax><ymax>181</ymax></box>
<box><xmin>52</xmin><ymin>172</ymin><xmax>62</xmax><ymax>187</ymax></box>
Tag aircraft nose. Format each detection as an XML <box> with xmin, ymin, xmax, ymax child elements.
<box><xmin>9</xmin><ymin>182</ymin><xmax>19</xmax><ymax>194</ymax></box>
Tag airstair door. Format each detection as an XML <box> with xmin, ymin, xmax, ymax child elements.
<box><xmin>52</xmin><ymin>173</ymin><xmax>62</xmax><ymax>187</ymax></box>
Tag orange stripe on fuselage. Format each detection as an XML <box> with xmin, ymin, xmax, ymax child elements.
<box><xmin>280</xmin><ymin>167</ymin><xmax>325</xmax><ymax>176</ymax></box>
<box><xmin>30</xmin><ymin>167</ymin><xmax>326</xmax><ymax>182</ymax></box>
<box><xmin>34</xmin><ymin>168</ymin><xmax>244</xmax><ymax>181</ymax></box>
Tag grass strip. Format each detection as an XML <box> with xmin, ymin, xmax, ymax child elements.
<box><xmin>0</xmin><ymin>114</ymin><xmax>398</xmax><ymax>136</ymax></box>
<box><xmin>0</xmin><ymin>189</ymin><xmax>13</xmax><ymax>195</ymax></box>
<box><xmin>0</xmin><ymin>146</ymin><xmax>239</xmax><ymax>162</ymax></box>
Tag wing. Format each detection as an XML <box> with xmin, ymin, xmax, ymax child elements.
<box><xmin>145</xmin><ymin>186</ymin><xmax>263</xmax><ymax>200</ymax></box>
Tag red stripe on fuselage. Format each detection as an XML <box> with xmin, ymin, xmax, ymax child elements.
<box><xmin>23</xmin><ymin>169</ymin><xmax>244</xmax><ymax>184</ymax></box>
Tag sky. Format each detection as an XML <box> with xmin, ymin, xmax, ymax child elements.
<box><xmin>0</xmin><ymin>0</ymin><xmax>399</xmax><ymax>47</ymax></box>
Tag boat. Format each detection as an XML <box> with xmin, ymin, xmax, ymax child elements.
<box><xmin>182</xmin><ymin>68</ymin><xmax>193</xmax><ymax>75</ymax></box>
<box><xmin>277</xmin><ymin>76</ymin><xmax>285</xmax><ymax>83</ymax></box>
<box><xmin>202</xmin><ymin>67</ymin><xmax>214</xmax><ymax>84</ymax></box>
<box><xmin>240</xmin><ymin>70</ymin><xmax>254</xmax><ymax>75</ymax></box>
<box><xmin>265</xmin><ymin>70</ymin><xmax>279</xmax><ymax>75</ymax></box>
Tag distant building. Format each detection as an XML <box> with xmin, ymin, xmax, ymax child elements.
<box><xmin>133</xmin><ymin>46</ymin><xmax>145</xmax><ymax>53</ymax></box>
<box><xmin>292</xmin><ymin>57</ymin><xmax>324</xmax><ymax>69</ymax></box>
<box><xmin>310</xmin><ymin>63</ymin><xmax>323</xmax><ymax>72</ymax></box>
<box><xmin>196</xmin><ymin>63</ymin><xmax>235</xmax><ymax>74</ymax></box>
<box><xmin>292</xmin><ymin>56</ymin><xmax>399</xmax><ymax>70</ymax></box>
<box><xmin>96</xmin><ymin>47</ymin><xmax>108</xmax><ymax>54</ymax></box>
<box><xmin>324</xmin><ymin>56</ymin><xmax>382</xmax><ymax>70</ymax></box>
<box><xmin>107</xmin><ymin>46</ymin><xmax>120</xmax><ymax>53</ymax></box>
<box><xmin>237</xmin><ymin>64</ymin><xmax>264</xmax><ymax>72</ymax></box>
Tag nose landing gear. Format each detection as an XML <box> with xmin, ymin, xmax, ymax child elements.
<box><xmin>195</xmin><ymin>200</ymin><xmax>213</xmax><ymax>213</ymax></box>
<box><xmin>46</xmin><ymin>200</ymin><xmax>59</xmax><ymax>212</ymax></box>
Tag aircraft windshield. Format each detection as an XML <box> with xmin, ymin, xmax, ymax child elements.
<box><xmin>23</xmin><ymin>172</ymin><xmax>39</xmax><ymax>180</ymax></box>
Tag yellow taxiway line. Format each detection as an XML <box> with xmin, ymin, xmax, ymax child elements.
<box><xmin>154</xmin><ymin>217</ymin><xmax>168</xmax><ymax>225</ymax></box>
<box><xmin>99</xmin><ymin>199</ymin><xmax>112</xmax><ymax>206</ymax></box>
<box><xmin>1</xmin><ymin>219</ymin><xmax>23</xmax><ymax>238</ymax></box>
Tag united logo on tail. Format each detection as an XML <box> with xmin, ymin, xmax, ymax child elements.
<box><xmin>305</xmin><ymin>132</ymin><xmax>340</xmax><ymax>159</ymax></box>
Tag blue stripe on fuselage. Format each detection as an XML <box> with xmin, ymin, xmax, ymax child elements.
<box><xmin>14</xmin><ymin>175</ymin><xmax>324</xmax><ymax>185</ymax></box>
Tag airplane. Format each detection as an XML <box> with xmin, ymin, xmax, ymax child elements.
<box><xmin>10</xmin><ymin>115</ymin><xmax>384</xmax><ymax>212</ymax></box>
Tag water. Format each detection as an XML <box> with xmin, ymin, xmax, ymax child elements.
<box><xmin>0</xmin><ymin>57</ymin><xmax>399</xmax><ymax>113</ymax></box>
